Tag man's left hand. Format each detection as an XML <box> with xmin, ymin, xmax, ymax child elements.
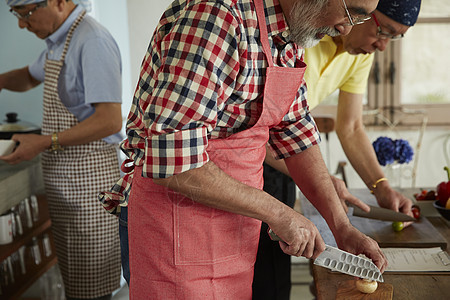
<box><xmin>333</xmin><ymin>222</ymin><xmax>388</xmax><ymax>273</ymax></box>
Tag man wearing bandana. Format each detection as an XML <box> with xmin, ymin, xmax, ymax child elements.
<box><xmin>0</xmin><ymin>1</ymin><xmax>122</xmax><ymax>299</ymax></box>
<box><xmin>304</xmin><ymin>0</ymin><xmax>423</xmax><ymax>215</ymax></box>
<box><xmin>256</xmin><ymin>0</ymin><xmax>422</xmax><ymax>298</ymax></box>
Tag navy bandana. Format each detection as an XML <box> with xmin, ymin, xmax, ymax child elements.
<box><xmin>377</xmin><ymin>0</ymin><xmax>422</xmax><ymax>26</ymax></box>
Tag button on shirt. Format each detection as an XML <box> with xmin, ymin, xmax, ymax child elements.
<box><xmin>28</xmin><ymin>5</ymin><xmax>123</xmax><ymax>144</ymax></box>
<box><xmin>122</xmin><ymin>0</ymin><xmax>320</xmax><ymax>179</ymax></box>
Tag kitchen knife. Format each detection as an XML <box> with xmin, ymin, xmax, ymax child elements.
<box><xmin>314</xmin><ymin>244</ymin><xmax>384</xmax><ymax>282</ymax></box>
<box><xmin>268</xmin><ymin>229</ymin><xmax>384</xmax><ymax>282</ymax></box>
<box><xmin>349</xmin><ymin>204</ymin><xmax>416</xmax><ymax>222</ymax></box>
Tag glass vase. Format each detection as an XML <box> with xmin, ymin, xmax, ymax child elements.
<box><xmin>383</xmin><ymin>163</ymin><xmax>401</xmax><ymax>188</ymax></box>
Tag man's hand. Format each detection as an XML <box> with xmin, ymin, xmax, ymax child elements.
<box><xmin>0</xmin><ymin>134</ymin><xmax>51</xmax><ymax>165</ymax></box>
<box><xmin>267</xmin><ymin>208</ymin><xmax>325</xmax><ymax>259</ymax></box>
<box><xmin>333</xmin><ymin>222</ymin><xmax>388</xmax><ymax>272</ymax></box>
<box><xmin>373</xmin><ymin>184</ymin><xmax>414</xmax><ymax>227</ymax></box>
<box><xmin>330</xmin><ymin>175</ymin><xmax>370</xmax><ymax>213</ymax></box>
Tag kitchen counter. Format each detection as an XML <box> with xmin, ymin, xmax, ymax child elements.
<box><xmin>0</xmin><ymin>156</ymin><xmax>45</xmax><ymax>215</ymax></box>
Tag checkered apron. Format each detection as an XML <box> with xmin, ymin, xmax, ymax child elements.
<box><xmin>40</xmin><ymin>11</ymin><xmax>121</xmax><ymax>299</ymax></box>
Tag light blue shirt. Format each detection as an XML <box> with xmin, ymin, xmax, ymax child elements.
<box><xmin>29</xmin><ymin>5</ymin><xmax>123</xmax><ymax>144</ymax></box>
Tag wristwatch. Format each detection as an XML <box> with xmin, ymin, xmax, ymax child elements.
<box><xmin>48</xmin><ymin>132</ymin><xmax>64</xmax><ymax>154</ymax></box>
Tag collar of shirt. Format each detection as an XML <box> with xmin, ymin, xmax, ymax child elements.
<box><xmin>264</xmin><ymin>0</ymin><xmax>291</xmax><ymax>42</ymax></box>
<box><xmin>264</xmin><ymin>0</ymin><xmax>302</xmax><ymax>65</ymax></box>
<box><xmin>45</xmin><ymin>5</ymin><xmax>84</xmax><ymax>51</ymax></box>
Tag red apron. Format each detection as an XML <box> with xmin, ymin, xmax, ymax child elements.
<box><xmin>128</xmin><ymin>1</ymin><xmax>306</xmax><ymax>298</ymax></box>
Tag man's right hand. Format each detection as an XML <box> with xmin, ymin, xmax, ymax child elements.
<box><xmin>0</xmin><ymin>67</ymin><xmax>41</xmax><ymax>93</ymax></box>
<box><xmin>268</xmin><ymin>209</ymin><xmax>326</xmax><ymax>259</ymax></box>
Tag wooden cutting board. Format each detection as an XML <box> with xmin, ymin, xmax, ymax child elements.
<box><xmin>350</xmin><ymin>216</ymin><xmax>447</xmax><ymax>249</ymax></box>
<box><xmin>336</xmin><ymin>280</ymin><xmax>393</xmax><ymax>300</ymax></box>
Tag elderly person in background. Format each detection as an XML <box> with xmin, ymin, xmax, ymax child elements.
<box><xmin>305</xmin><ymin>0</ymin><xmax>422</xmax><ymax>212</ymax></box>
<box><xmin>0</xmin><ymin>0</ymin><xmax>122</xmax><ymax>299</ymax></box>
<box><xmin>256</xmin><ymin>0</ymin><xmax>421</xmax><ymax>299</ymax></box>
<box><xmin>99</xmin><ymin>0</ymin><xmax>386</xmax><ymax>298</ymax></box>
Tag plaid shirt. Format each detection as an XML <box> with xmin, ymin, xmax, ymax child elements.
<box><xmin>99</xmin><ymin>0</ymin><xmax>320</xmax><ymax>214</ymax></box>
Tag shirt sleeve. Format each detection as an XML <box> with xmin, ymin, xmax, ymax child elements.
<box><xmin>28</xmin><ymin>50</ymin><xmax>47</xmax><ymax>82</ymax></box>
<box><xmin>136</xmin><ymin>2</ymin><xmax>242</xmax><ymax>178</ymax></box>
<box><xmin>81</xmin><ymin>36</ymin><xmax>122</xmax><ymax>104</ymax></box>
<box><xmin>267</xmin><ymin>80</ymin><xmax>321</xmax><ymax>160</ymax></box>
<box><xmin>339</xmin><ymin>53</ymin><xmax>374</xmax><ymax>94</ymax></box>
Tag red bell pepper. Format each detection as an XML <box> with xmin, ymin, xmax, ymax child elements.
<box><xmin>437</xmin><ymin>166</ymin><xmax>450</xmax><ymax>206</ymax></box>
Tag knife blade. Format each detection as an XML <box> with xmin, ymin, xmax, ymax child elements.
<box><xmin>314</xmin><ymin>244</ymin><xmax>384</xmax><ymax>282</ymax></box>
<box><xmin>349</xmin><ymin>204</ymin><xmax>416</xmax><ymax>222</ymax></box>
<box><xmin>267</xmin><ymin>230</ymin><xmax>384</xmax><ymax>282</ymax></box>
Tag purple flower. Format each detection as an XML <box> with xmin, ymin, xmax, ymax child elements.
<box><xmin>372</xmin><ymin>137</ymin><xmax>395</xmax><ymax>166</ymax></box>
<box><xmin>394</xmin><ymin>139</ymin><xmax>414</xmax><ymax>164</ymax></box>
<box><xmin>372</xmin><ymin>136</ymin><xmax>414</xmax><ymax>166</ymax></box>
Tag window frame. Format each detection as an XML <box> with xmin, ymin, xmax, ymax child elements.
<box><xmin>366</xmin><ymin>16</ymin><xmax>450</xmax><ymax>128</ymax></box>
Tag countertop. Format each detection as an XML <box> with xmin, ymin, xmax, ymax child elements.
<box><xmin>0</xmin><ymin>156</ymin><xmax>45</xmax><ymax>215</ymax></box>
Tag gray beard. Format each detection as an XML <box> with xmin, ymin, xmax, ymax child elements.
<box><xmin>299</xmin><ymin>35</ymin><xmax>322</xmax><ymax>49</ymax></box>
<box><xmin>289</xmin><ymin>0</ymin><xmax>340</xmax><ymax>48</ymax></box>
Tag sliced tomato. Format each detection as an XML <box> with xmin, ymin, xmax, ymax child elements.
<box><xmin>411</xmin><ymin>206</ymin><xmax>420</xmax><ymax>219</ymax></box>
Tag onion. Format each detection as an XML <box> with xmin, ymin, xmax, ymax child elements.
<box><xmin>355</xmin><ymin>278</ymin><xmax>378</xmax><ymax>294</ymax></box>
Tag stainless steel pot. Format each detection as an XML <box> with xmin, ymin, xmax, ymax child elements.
<box><xmin>0</xmin><ymin>113</ymin><xmax>41</xmax><ymax>140</ymax></box>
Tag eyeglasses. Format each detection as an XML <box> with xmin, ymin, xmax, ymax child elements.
<box><xmin>371</xmin><ymin>13</ymin><xmax>404</xmax><ymax>40</ymax></box>
<box><xmin>341</xmin><ymin>0</ymin><xmax>371</xmax><ymax>26</ymax></box>
<box><xmin>9</xmin><ymin>0</ymin><xmax>47</xmax><ymax>21</ymax></box>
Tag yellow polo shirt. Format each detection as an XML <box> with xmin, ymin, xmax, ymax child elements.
<box><xmin>304</xmin><ymin>35</ymin><xmax>374</xmax><ymax>109</ymax></box>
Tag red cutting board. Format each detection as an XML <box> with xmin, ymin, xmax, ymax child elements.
<box><xmin>350</xmin><ymin>217</ymin><xmax>447</xmax><ymax>250</ymax></box>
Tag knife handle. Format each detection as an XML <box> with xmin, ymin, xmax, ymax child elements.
<box><xmin>268</xmin><ymin>228</ymin><xmax>282</xmax><ymax>241</ymax></box>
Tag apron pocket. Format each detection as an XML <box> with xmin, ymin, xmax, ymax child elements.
<box><xmin>174</xmin><ymin>194</ymin><xmax>243</xmax><ymax>265</ymax></box>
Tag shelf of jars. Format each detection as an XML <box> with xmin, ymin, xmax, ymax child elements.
<box><xmin>0</xmin><ymin>195</ymin><xmax>57</xmax><ymax>299</ymax></box>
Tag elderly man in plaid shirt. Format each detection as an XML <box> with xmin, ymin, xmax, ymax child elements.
<box><xmin>100</xmin><ymin>0</ymin><xmax>386</xmax><ymax>298</ymax></box>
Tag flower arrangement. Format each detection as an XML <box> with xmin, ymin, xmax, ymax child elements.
<box><xmin>372</xmin><ymin>136</ymin><xmax>414</xmax><ymax>166</ymax></box>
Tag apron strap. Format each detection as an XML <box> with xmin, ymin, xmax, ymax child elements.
<box><xmin>254</xmin><ymin>0</ymin><xmax>274</xmax><ymax>67</ymax></box>
<box><xmin>60</xmin><ymin>10</ymin><xmax>86</xmax><ymax>62</ymax></box>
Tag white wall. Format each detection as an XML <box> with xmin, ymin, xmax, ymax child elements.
<box><xmin>92</xmin><ymin>0</ymin><xmax>132</xmax><ymax>121</ymax></box>
<box><xmin>0</xmin><ymin>1</ymin><xmax>45</xmax><ymax>125</ymax></box>
<box><xmin>78</xmin><ymin>0</ymin><xmax>137</xmax><ymax>135</ymax></box>
<box><xmin>125</xmin><ymin>0</ymin><xmax>173</xmax><ymax>111</ymax></box>
<box><xmin>99</xmin><ymin>0</ymin><xmax>173</xmax><ymax>121</ymax></box>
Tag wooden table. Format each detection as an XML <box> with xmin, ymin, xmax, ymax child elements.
<box><xmin>299</xmin><ymin>188</ymin><xmax>450</xmax><ymax>300</ymax></box>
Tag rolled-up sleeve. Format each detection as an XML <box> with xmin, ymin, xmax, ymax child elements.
<box><xmin>267</xmin><ymin>81</ymin><xmax>321</xmax><ymax>159</ymax></box>
<box><xmin>143</xmin><ymin>126</ymin><xmax>210</xmax><ymax>178</ymax></box>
